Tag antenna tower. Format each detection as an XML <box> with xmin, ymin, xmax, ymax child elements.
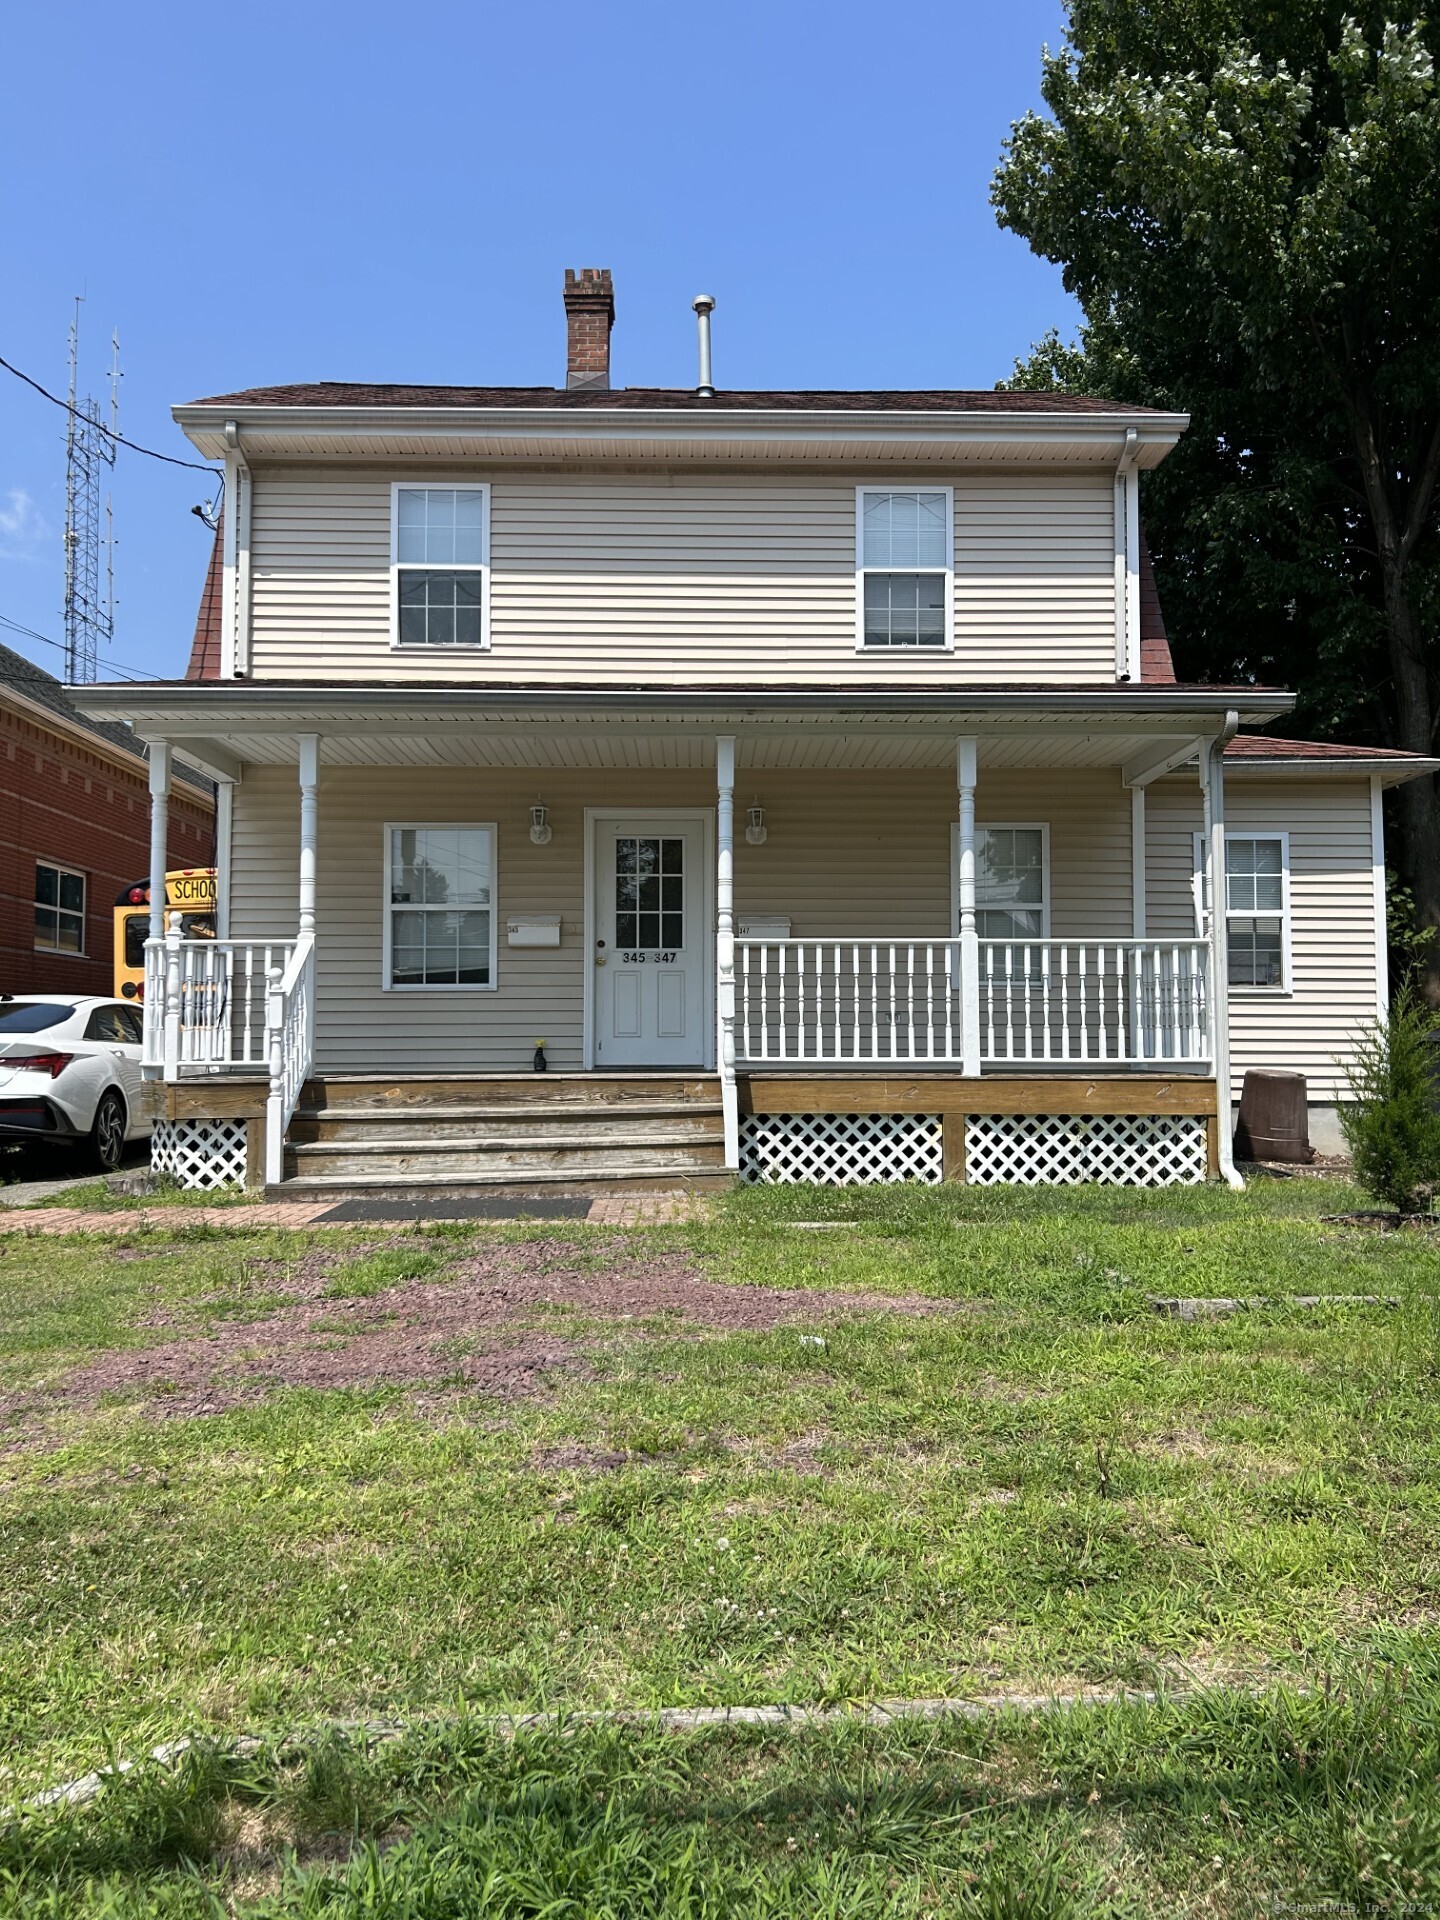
<box><xmin>62</xmin><ymin>300</ymin><xmax>120</xmax><ymax>683</ymax></box>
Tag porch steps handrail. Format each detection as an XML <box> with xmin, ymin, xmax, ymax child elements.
<box><xmin>265</xmin><ymin>934</ymin><xmax>316</xmax><ymax>1186</ymax></box>
<box><xmin>735</xmin><ymin>936</ymin><xmax>1210</xmax><ymax>1067</ymax></box>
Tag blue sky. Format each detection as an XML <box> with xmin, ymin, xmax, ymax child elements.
<box><xmin>0</xmin><ymin>0</ymin><xmax>1076</xmax><ymax>683</ymax></box>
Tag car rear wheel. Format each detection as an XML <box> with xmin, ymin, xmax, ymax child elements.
<box><xmin>89</xmin><ymin>1090</ymin><xmax>126</xmax><ymax>1172</ymax></box>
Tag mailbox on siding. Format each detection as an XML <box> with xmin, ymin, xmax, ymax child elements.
<box><xmin>506</xmin><ymin>913</ymin><xmax>562</xmax><ymax>948</ymax></box>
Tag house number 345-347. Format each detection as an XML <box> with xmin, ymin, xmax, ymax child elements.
<box><xmin>620</xmin><ymin>951</ymin><xmax>677</xmax><ymax>964</ymax></box>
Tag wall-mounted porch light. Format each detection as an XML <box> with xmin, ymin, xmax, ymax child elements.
<box><xmin>529</xmin><ymin>803</ymin><xmax>553</xmax><ymax>846</ymax></box>
<box><xmin>745</xmin><ymin>803</ymin><xmax>768</xmax><ymax>846</ymax></box>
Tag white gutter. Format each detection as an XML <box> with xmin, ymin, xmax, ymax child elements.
<box><xmin>1113</xmin><ymin>428</ymin><xmax>1142</xmax><ymax>681</ymax></box>
<box><xmin>171</xmin><ymin>403</ymin><xmax>1191</xmax><ymax>465</ymax></box>
<box><xmin>1203</xmin><ymin>709</ymin><xmax>1243</xmax><ymax>1190</ymax></box>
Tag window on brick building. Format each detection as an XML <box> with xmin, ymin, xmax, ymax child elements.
<box><xmin>34</xmin><ymin>862</ymin><xmax>86</xmax><ymax>955</ymax></box>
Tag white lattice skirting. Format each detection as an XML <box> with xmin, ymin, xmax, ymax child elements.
<box><xmin>965</xmin><ymin>1112</ymin><xmax>1207</xmax><ymax>1187</ymax></box>
<box><xmin>150</xmin><ymin>1117</ymin><xmax>250</xmax><ymax>1191</ymax></box>
<box><xmin>739</xmin><ymin>1112</ymin><xmax>943</xmax><ymax>1186</ymax></box>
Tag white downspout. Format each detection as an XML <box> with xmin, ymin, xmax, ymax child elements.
<box><xmin>1202</xmin><ymin>710</ymin><xmax>1242</xmax><ymax>1187</ymax></box>
<box><xmin>224</xmin><ymin>420</ymin><xmax>252</xmax><ymax>678</ymax></box>
<box><xmin>1113</xmin><ymin>428</ymin><xmax>1140</xmax><ymax>682</ymax></box>
<box><xmin>715</xmin><ymin>735</ymin><xmax>739</xmax><ymax>1171</ymax></box>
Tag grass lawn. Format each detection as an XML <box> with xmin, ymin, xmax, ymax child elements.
<box><xmin>2</xmin><ymin>1177</ymin><xmax>1439</xmax><ymax>1913</ymax></box>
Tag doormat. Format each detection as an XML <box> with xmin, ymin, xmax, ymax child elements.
<box><xmin>314</xmin><ymin>1195</ymin><xmax>594</xmax><ymax>1223</ymax></box>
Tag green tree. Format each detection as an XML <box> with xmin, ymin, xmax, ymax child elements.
<box><xmin>992</xmin><ymin>4</ymin><xmax>1440</xmax><ymax>983</ymax></box>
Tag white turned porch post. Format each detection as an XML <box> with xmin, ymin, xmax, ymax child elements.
<box><xmin>716</xmin><ymin>734</ymin><xmax>740</xmax><ymax>1170</ymax></box>
<box><xmin>147</xmin><ymin>743</ymin><xmax>180</xmax><ymax>1078</ymax></box>
<box><xmin>1202</xmin><ymin>724</ymin><xmax>1242</xmax><ymax>1187</ymax></box>
<box><xmin>957</xmin><ymin>737</ymin><xmax>981</xmax><ymax>1076</ymax></box>
<box><xmin>297</xmin><ymin>734</ymin><xmax>319</xmax><ymax>940</ymax></box>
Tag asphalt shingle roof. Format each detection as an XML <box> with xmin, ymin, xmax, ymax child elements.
<box><xmin>189</xmin><ymin>383</ymin><xmax>1170</xmax><ymax>415</ymax></box>
<box><xmin>0</xmin><ymin>644</ymin><xmax>212</xmax><ymax>795</ymax></box>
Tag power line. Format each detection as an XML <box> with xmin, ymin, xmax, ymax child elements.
<box><xmin>0</xmin><ymin>611</ymin><xmax>161</xmax><ymax>683</ymax></box>
<box><xmin>0</xmin><ymin>351</ymin><xmax>222</xmax><ymax>478</ymax></box>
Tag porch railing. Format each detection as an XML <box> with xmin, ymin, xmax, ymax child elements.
<box><xmin>142</xmin><ymin>937</ymin><xmax>296</xmax><ymax>1074</ymax></box>
<box><xmin>735</xmin><ymin>938</ymin><xmax>1210</xmax><ymax>1068</ymax></box>
<box><xmin>142</xmin><ymin>933</ymin><xmax>317</xmax><ymax>1186</ymax></box>
<box><xmin>265</xmin><ymin>936</ymin><xmax>316</xmax><ymax>1185</ymax></box>
<box><xmin>979</xmin><ymin>939</ymin><xmax>1210</xmax><ymax>1066</ymax></box>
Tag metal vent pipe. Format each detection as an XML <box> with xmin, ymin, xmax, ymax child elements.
<box><xmin>692</xmin><ymin>294</ymin><xmax>716</xmax><ymax>396</ymax></box>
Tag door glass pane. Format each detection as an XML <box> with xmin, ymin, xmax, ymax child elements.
<box><xmin>615</xmin><ymin>835</ymin><xmax>684</xmax><ymax>949</ymax></box>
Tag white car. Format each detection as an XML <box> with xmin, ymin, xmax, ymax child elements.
<box><xmin>0</xmin><ymin>995</ymin><xmax>150</xmax><ymax>1171</ymax></box>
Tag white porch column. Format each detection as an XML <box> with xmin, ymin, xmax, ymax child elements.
<box><xmin>214</xmin><ymin>778</ymin><xmax>235</xmax><ymax>939</ymax></box>
<box><xmin>297</xmin><ymin>734</ymin><xmax>319</xmax><ymax>942</ymax></box>
<box><xmin>1202</xmin><ymin>723</ymin><xmax>1242</xmax><ymax>1187</ymax></box>
<box><xmin>147</xmin><ymin>744</ymin><xmax>171</xmax><ymax>944</ymax></box>
<box><xmin>957</xmin><ymin>736</ymin><xmax>981</xmax><ymax>1076</ymax></box>
<box><xmin>715</xmin><ymin>734</ymin><xmax>740</xmax><ymax>1170</ymax></box>
<box><xmin>147</xmin><ymin>743</ymin><xmax>180</xmax><ymax>1077</ymax></box>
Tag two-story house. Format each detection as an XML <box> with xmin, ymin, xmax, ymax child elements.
<box><xmin>77</xmin><ymin>270</ymin><xmax>1437</xmax><ymax>1195</ymax></box>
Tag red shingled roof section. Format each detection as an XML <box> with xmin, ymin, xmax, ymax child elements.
<box><xmin>1138</xmin><ymin>535</ymin><xmax>1176</xmax><ymax>684</ymax></box>
<box><xmin>188</xmin><ymin>382</ymin><xmax>1169</xmax><ymax>415</ymax></box>
<box><xmin>1225</xmin><ymin>735</ymin><xmax>1425</xmax><ymax>761</ymax></box>
<box><xmin>185</xmin><ymin>523</ymin><xmax>223</xmax><ymax>682</ymax></box>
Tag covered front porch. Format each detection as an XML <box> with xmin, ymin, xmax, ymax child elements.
<box><xmin>121</xmin><ymin>687</ymin><xmax>1274</xmax><ymax>1191</ymax></box>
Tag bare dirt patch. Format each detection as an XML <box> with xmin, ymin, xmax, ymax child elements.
<box><xmin>4</xmin><ymin>1236</ymin><xmax>964</xmax><ymax>1425</ymax></box>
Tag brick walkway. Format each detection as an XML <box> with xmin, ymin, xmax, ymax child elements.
<box><xmin>0</xmin><ymin>1191</ymin><xmax>710</xmax><ymax>1234</ymax></box>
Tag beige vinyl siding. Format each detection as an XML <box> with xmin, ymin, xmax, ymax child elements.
<box><xmin>247</xmin><ymin>469</ymin><xmax>1118</xmax><ymax>686</ymax></box>
<box><xmin>1145</xmin><ymin>776</ymin><xmax>1381</xmax><ymax>1101</ymax></box>
<box><xmin>229</xmin><ymin>765</ymin><xmax>1132</xmax><ymax>1074</ymax></box>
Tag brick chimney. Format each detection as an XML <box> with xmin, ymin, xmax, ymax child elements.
<box><xmin>563</xmin><ymin>268</ymin><xmax>614</xmax><ymax>390</ymax></box>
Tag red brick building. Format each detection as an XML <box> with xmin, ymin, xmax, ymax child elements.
<box><xmin>0</xmin><ymin>644</ymin><xmax>214</xmax><ymax>997</ymax></box>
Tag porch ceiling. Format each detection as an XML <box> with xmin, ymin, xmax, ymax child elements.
<box><xmin>178</xmin><ymin>723</ymin><xmax>1216</xmax><ymax>773</ymax></box>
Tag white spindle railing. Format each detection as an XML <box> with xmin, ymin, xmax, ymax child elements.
<box><xmin>737</xmin><ymin>939</ymin><xmax>964</xmax><ymax>1064</ymax></box>
<box><xmin>265</xmin><ymin>936</ymin><xmax>316</xmax><ymax>1185</ymax></box>
<box><xmin>143</xmin><ymin>937</ymin><xmax>297</xmax><ymax>1074</ymax></box>
<box><xmin>734</xmin><ymin>938</ymin><xmax>1210</xmax><ymax>1068</ymax></box>
<box><xmin>978</xmin><ymin>940</ymin><xmax>1210</xmax><ymax>1065</ymax></box>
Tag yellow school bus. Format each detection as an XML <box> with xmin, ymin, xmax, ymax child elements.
<box><xmin>113</xmin><ymin>869</ymin><xmax>218</xmax><ymax>1000</ymax></box>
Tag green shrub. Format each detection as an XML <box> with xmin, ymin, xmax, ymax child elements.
<box><xmin>1339</xmin><ymin>991</ymin><xmax>1440</xmax><ymax>1214</ymax></box>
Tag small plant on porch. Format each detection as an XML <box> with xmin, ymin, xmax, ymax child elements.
<box><xmin>1340</xmin><ymin>991</ymin><xmax>1440</xmax><ymax>1216</ymax></box>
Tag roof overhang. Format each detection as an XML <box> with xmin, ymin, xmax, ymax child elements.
<box><xmin>1222</xmin><ymin>753</ymin><xmax>1440</xmax><ymax>789</ymax></box>
<box><xmin>72</xmin><ymin>683</ymin><xmax>1293</xmax><ymax>775</ymax></box>
<box><xmin>172</xmin><ymin>404</ymin><xmax>1190</xmax><ymax>470</ymax></box>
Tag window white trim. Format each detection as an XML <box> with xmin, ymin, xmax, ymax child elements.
<box><xmin>950</xmin><ymin>822</ymin><xmax>1051</xmax><ymax>939</ymax></box>
<box><xmin>855</xmin><ymin>485</ymin><xmax>954</xmax><ymax>653</ymax></box>
<box><xmin>1193</xmin><ymin>829</ymin><xmax>1292</xmax><ymax>994</ymax></box>
<box><xmin>382</xmin><ymin>821</ymin><xmax>498</xmax><ymax>991</ymax></box>
<box><xmin>389</xmin><ymin>482</ymin><xmax>491</xmax><ymax>652</ymax></box>
<box><xmin>33</xmin><ymin>859</ymin><xmax>87</xmax><ymax>957</ymax></box>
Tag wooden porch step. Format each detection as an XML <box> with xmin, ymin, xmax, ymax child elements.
<box><xmin>285</xmin><ymin>1137</ymin><xmax>727</xmax><ymax>1181</ymax></box>
<box><xmin>288</xmin><ymin>1102</ymin><xmax>723</xmax><ymax>1142</ymax></box>
<box><xmin>300</xmin><ymin>1072</ymin><xmax>721</xmax><ymax>1112</ymax></box>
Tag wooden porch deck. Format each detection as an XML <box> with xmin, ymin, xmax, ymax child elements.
<box><xmin>146</xmin><ymin>1069</ymin><xmax>1221</xmax><ymax>1195</ymax></box>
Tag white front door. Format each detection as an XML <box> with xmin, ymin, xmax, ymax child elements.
<box><xmin>591</xmin><ymin>813</ymin><xmax>713</xmax><ymax>1068</ymax></box>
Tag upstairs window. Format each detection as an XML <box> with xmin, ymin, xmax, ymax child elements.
<box><xmin>857</xmin><ymin>489</ymin><xmax>952</xmax><ymax>649</ymax></box>
<box><xmin>34</xmin><ymin>862</ymin><xmax>85</xmax><ymax>954</ymax></box>
<box><xmin>1193</xmin><ymin>832</ymin><xmax>1290</xmax><ymax>989</ymax></box>
<box><xmin>391</xmin><ymin>485</ymin><xmax>489</xmax><ymax>649</ymax></box>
